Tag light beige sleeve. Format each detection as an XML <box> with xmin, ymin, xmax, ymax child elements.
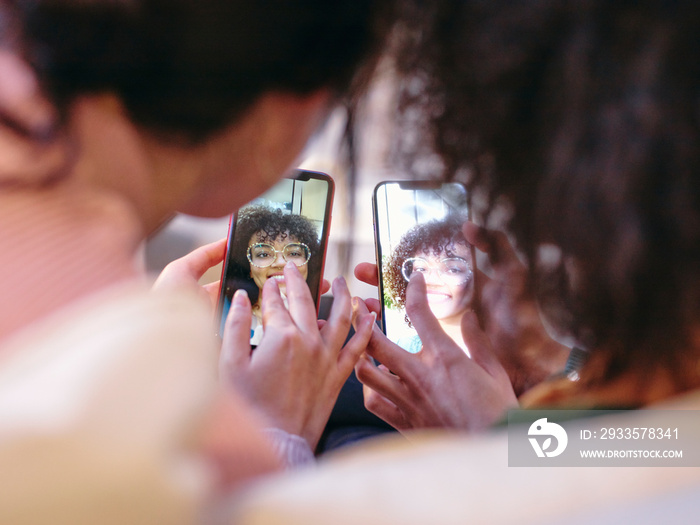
<box><xmin>226</xmin><ymin>407</ymin><xmax>700</xmax><ymax>525</ymax></box>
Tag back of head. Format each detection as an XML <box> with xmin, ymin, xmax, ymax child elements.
<box><xmin>4</xmin><ymin>0</ymin><xmax>395</xmax><ymax>143</ymax></box>
<box><xmin>392</xmin><ymin>0</ymin><xmax>700</xmax><ymax>393</ymax></box>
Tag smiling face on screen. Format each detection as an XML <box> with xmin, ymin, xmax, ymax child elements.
<box><xmin>412</xmin><ymin>242</ymin><xmax>474</xmax><ymax>321</ymax></box>
<box><xmin>248</xmin><ymin>232</ymin><xmax>309</xmax><ymax>297</ymax></box>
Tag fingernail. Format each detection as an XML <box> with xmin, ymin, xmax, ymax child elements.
<box><xmin>263</xmin><ymin>277</ymin><xmax>280</xmax><ymax>293</ymax></box>
<box><xmin>364</xmin><ymin>311</ymin><xmax>377</xmax><ymax>328</ymax></box>
<box><xmin>332</xmin><ymin>276</ymin><xmax>347</xmax><ymax>293</ymax></box>
<box><xmin>409</xmin><ymin>272</ymin><xmax>424</xmax><ymax>283</ymax></box>
<box><xmin>351</xmin><ymin>296</ymin><xmax>359</xmax><ymax>310</ymax></box>
<box><xmin>284</xmin><ymin>262</ymin><xmax>299</xmax><ymax>275</ymax></box>
<box><xmin>232</xmin><ymin>289</ymin><xmax>248</xmax><ymax>307</ymax></box>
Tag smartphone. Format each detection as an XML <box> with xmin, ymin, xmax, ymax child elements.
<box><xmin>217</xmin><ymin>169</ymin><xmax>334</xmax><ymax>344</ymax></box>
<box><xmin>372</xmin><ymin>180</ymin><xmax>477</xmax><ymax>354</ymax></box>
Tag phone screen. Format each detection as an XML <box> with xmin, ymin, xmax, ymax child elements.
<box><xmin>217</xmin><ymin>170</ymin><xmax>334</xmax><ymax>343</ymax></box>
<box><xmin>373</xmin><ymin>180</ymin><xmax>475</xmax><ymax>354</ymax></box>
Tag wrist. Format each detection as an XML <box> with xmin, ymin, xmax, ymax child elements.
<box><xmin>262</xmin><ymin>427</ymin><xmax>315</xmax><ymax>468</ymax></box>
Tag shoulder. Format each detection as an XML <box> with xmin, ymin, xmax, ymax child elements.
<box><xmin>229</xmin><ymin>397</ymin><xmax>700</xmax><ymax>524</ymax></box>
<box><xmin>0</xmin><ymin>284</ymin><xmax>218</xmax><ymax>398</ymax></box>
<box><xmin>0</xmin><ymin>284</ymin><xmax>216</xmax><ymax>374</ymax></box>
<box><xmin>0</xmin><ymin>285</ymin><xmax>219</xmax><ymax>523</ymax></box>
<box><xmin>0</xmin><ymin>185</ymin><xmax>143</xmax><ymax>340</ymax></box>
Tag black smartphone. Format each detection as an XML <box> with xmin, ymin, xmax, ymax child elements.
<box><xmin>217</xmin><ymin>169</ymin><xmax>334</xmax><ymax>344</ymax></box>
<box><xmin>372</xmin><ymin>180</ymin><xmax>477</xmax><ymax>354</ymax></box>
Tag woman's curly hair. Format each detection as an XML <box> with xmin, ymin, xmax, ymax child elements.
<box><xmin>391</xmin><ymin>0</ymin><xmax>700</xmax><ymax>393</ymax></box>
<box><xmin>384</xmin><ymin>215</ymin><xmax>471</xmax><ymax>325</ymax></box>
<box><xmin>227</xmin><ymin>204</ymin><xmax>322</xmax><ymax>304</ymax></box>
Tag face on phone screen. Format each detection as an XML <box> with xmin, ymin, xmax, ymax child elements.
<box><xmin>218</xmin><ymin>170</ymin><xmax>333</xmax><ymax>344</ymax></box>
<box><xmin>373</xmin><ymin>181</ymin><xmax>475</xmax><ymax>354</ymax></box>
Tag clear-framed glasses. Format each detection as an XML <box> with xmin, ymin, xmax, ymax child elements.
<box><xmin>247</xmin><ymin>242</ymin><xmax>311</xmax><ymax>268</ymax></box>
<box><xmin>401</xmin><ymin>257</ymin><xmax>473</xmax><ymax>286</ymax></box>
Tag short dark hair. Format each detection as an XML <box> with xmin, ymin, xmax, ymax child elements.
<box><xmin>9</xmin><ymin>0</ymin><xmax>395</xmax><ymax>143</ymax></box>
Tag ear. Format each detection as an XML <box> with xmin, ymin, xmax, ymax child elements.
<box><xmin>0</xmin><ymin>50</ymin><xmax>69</xmax><ymax>184</ymax></box>
<box><xmin>0</xmin><ymin>50</ymin><xmax>55</xmax><ymax>135</ymax></box>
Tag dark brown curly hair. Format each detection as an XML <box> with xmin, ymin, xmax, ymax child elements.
<box><xmin>391</xmin><ymin>0</ymin><xmax>700</xmax><ymax>395</ymax></box>
<box><xmin>384</xmin><ymin>215</ymin><xmax>472</xmax><ymax>325</ymax></box>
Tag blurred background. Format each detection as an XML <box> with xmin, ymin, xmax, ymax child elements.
<box><xmin>144</xmin><ymin>61</ymin><xmax>412</xmax><ymax>299</ymax></box>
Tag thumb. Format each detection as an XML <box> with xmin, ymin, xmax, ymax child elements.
<box><xmin>220</xmin><ymin>289</ymin><xmax>254</xmax><ymax>380</ymax></box>
<box><xmin>153</xmin><ymin>238</ymin><xmax>227</xmax><ymax>292</ymax></box>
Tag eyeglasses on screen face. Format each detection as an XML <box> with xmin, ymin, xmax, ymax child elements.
<box><xmin>401</xmin><ymin>257</ymin><xmax>472</xmax><ymax>285</ymax></box>
<box><xmin>247</xmin><ymin>242</ymin><xmax>311</xmax><ymax>268</ymax></box>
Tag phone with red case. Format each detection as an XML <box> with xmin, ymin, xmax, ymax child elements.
<box><xmin>216</xmin><ymin>169</ymin><xmax>334</xmax><ymax>345</ymax></box>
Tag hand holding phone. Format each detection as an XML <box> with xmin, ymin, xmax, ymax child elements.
<box><xmin>217</xmin><ymin>170</ymin><xmax>333</xmax><ymax>344</ymax></box>
<box><xmin>372</xmin><ymin>180</ymin><xmax>477</xmax><ymax>354</ymax></box>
